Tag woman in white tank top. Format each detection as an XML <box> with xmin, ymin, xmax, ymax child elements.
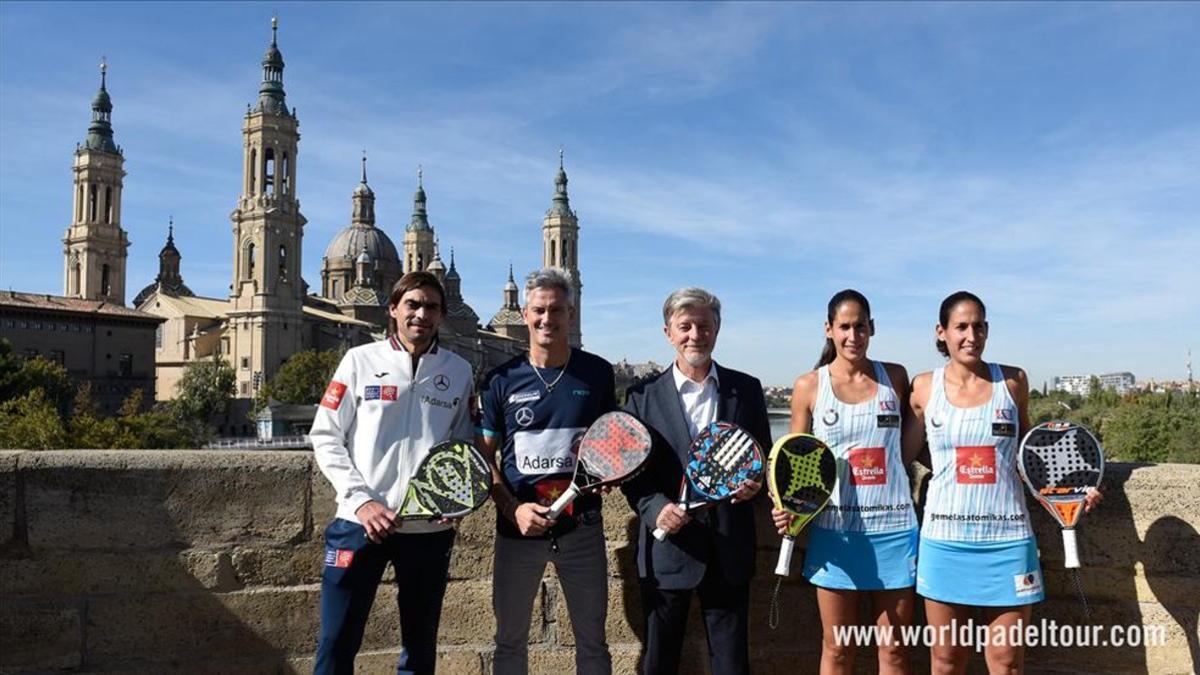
<box><xmin>771</xmin><ymin>290</ymin><xmax>918</xmax><ymax>675</ymax></box>
<box><xmin>906</xmin><ymin>291</ymin><xmax>1101</xmax><ymax>675</ymax></box>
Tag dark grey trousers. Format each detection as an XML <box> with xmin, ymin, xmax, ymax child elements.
<box><xmin>492</xmin><ymin>519</ymin><xmax>611</xmax><ymax>675</ymax></box>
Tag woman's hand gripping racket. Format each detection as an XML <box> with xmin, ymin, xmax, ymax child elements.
<box><xmin>651</xmin><ymin>421</ymin><xmax>764</xmax><ymax>541</ymax></box>
<box><xmin>1019</xmin><ymin>421</ymin><xmax>1105</xmax><ymax>618</ymax></box>
<box><xmin>395</xmin><ymin>440</ymin><xmax>493</xmax><ymax>524</ymax></box>
<box><xmin>543</xmin><ymin>412</ymin><xmax>653</xmax><ymax>520</ymax></box>
<box><xmin>767</xmin><ymin>433</ymin><xmax>837</xmax><ymax>628</ymax></box>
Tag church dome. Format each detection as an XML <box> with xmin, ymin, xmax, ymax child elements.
<box><xmin>323</xmin><ymin>224</ymin><xmax>400</xmax><ymax>266</ymax></box>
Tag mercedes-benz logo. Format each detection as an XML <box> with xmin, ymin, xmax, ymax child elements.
<box><xmin>822</xmin><ymin>409</ymin><xmax>839</xmax><ymax>426</ymax></box>
<box><xmin>515</xmin><ymin>407</ymin><xmax>535</xmax><ymax>427</ymax></box>
<box><xmin>433</xmin><ymin>374</ymin><xmax>450</xmax><ymax>391</ymax></box>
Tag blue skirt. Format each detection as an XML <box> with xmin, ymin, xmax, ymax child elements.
<box><xmin>917</xmin><ymin>536</ymin><xmax>1044</xmax><ymax>606</ymax></box>
<box><xmin>803</xmin><ymin>527</ymin><xmax>918</xmax><ymax>591</ymax></box>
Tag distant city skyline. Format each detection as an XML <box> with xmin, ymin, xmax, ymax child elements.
<box><xmin>2</xmin><ymin>2</ymin><xmax>1197</xmax><ymax>388</ymax></box>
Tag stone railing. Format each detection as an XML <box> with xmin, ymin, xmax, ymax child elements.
<box><xmin>0</xmin><ymin>451</ymin><xmax>1196</xmax><ymax>674</ymax></box>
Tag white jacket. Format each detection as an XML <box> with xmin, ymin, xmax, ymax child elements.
<box><xmin>310</xmin><ymin>338</ymin><xmax>475</xmax><ymax>533</ymax></box>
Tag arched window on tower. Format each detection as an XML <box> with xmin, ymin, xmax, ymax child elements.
<box><xmin>104</xmin><ymin>186</ymin><xmax>113</xmax><ymax>224</ymax></box>
<box><xmin>563</xmin><ymin>241</ymin><xmax>570</xmax><ymax>267</ymax></box>
<box><xmin>244</xmin><ymin>242</ymin><xmax>256</xmax><ymax>279</ymax></box>
<box><xmin>101</xmin><ymin>264</ymin><xmax>111</xmax><ymax>296</ymax></box>
<box><xmin>281</xmin><ymin>152</ymin><xmax>290</xmax><ymax>195</ymax></box>
<box><xmin>76</xmin><ymin>185</ymin><xmax>84</xmax><ymax>222</ymax></box>
<box><xmin>278</xmin><ymin>246</ymin><xmax>288</xmax><ymax>281</ymax></box>
<box><xmin>249</xmin><ymin>149</ymin><xmax>257</xmax><ymax>195</ymax></box>
<box><xmin>264</xmin><ymin>148</ymin><xmax>276</xmax><ymax>197</ymax></box>
<box><xmin>88</xmin><ymin>184</ymin><xmax>98</xmax><ymax>221</ymax></box>
<box><xmin>417</xmin><ymin>253</ymin><xmax>425</xmax><ymax>270</ymax></box>
<box><xmin>550</xmin><ymin>240</ymin><xmax>557</xmax><ymax>266</ymax></box>
<box><xmin>331</xmin><ymin>278</ymin><xmax>340</xmax><ymax>298</ymax></box>
<box><xmin>71</xmin><ymin>261</ymin><xmax>81</xmax><ymax>296</ymax></box>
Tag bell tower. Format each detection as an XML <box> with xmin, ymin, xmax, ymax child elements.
<box><xmin>403</xmin><ymin>167</ymin><xmax>436</xmax><ymax>273</ymax></box>
<box><xmin>63</xmin><ymin>58</ymin><xmax>129</xmax><ymax>305</ymax></box>
<box><xmin>542</xmin><ymin>149</ymin><xmax>582</xmax><ymax>347</ymax></box>
<box><xmin>227</xmin><ymin>17</ymin><xmax>306</xmax><ymax>394</ymax></box>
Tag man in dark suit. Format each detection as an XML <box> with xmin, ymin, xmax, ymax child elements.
<box><xmin>621</xmin><ymin>287</ymin><xmax>772</xmax><ymax>675</ymax></box>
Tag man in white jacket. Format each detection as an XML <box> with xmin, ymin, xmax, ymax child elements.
<box><xmin>310</xmin><ymin>271</ymin><xmax>474</xmax><ymax>675</ymax></box>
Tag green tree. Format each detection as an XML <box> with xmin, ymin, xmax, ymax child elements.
<box><xmin>0</xmin><ymin>388</ymin><xmax>67</xmax><ymax>449</ymax></box>
<box><xmin>115</xmin><ymin>389</ymin><xmax>200</xmax><ymax>449</ymax></box>
<box><xmin>173</xmin><ymin>358</ymin><xmax>236</xmax><ymax>432</ymax></box>
<box><xmin>252</xmin><ymin>348</ymin><xmax>342</xmax><ymax>417</ymax></box>
<box><xmin>67</xmin><ymin>382</ymin><xmax>125</xmax><ymax>449</ymax></box>
<box><xmin>0</xmin><ymin>339</ymin><xmax>72</xmax><ymax>411</ymax></box>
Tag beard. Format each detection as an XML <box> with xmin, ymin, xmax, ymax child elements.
<box><xmin>681</xmin><ymin>349</ymin><xmax>712</xmax><ymax>367</ymax></box>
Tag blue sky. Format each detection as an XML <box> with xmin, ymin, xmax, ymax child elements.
<box><xmin>2</xmin><ymin>2</ymin><xmax>1197</xmax><ymax>388</ymax></box>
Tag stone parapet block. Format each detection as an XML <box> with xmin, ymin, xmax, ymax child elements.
<box><xmin>0</xmin><ymin>451</ymin><xmax>24</xmax><ymax>552</ymax></box>
<box><xmin>22</xmin><ymin>450</ymin><xmax>310</xmax><ymax>551</ymax></box>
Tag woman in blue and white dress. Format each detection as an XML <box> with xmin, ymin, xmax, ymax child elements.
<box><xmin>773</xmin><ymin>289</ymin><xmax>918</xmax><ymax>675</ymax></box>
<box><xmin>906</xmin><ymin>291</ymin><xmax>1100</xmax><ymax>675</ymax></box>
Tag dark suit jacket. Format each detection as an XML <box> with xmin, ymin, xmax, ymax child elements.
<box><xmin>621</xmin><ymin>363</ymin><xmax>772</xmax><ymax>590</ymax></box>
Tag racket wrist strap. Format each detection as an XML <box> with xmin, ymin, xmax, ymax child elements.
<box><xmin>775</xmin><ymin>535</ymin><xmax>796</xmax><ymax>576</ymax></box>
<box><xmin>1062</xmin><ymin>528</ymin><xmax>1080</xmax><ymax>569</ymax></box>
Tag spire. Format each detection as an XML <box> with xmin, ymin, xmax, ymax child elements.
<box><xmin>547</xmin><ymin>147</ymin><xmax>572</xmax><ymax>217</ymax></box>
<box><xmin>502</xmin><ymin>262</ymin><xmax>519</xmax><ymax>309</ymax></box>
<box><xmin>353</xmin><ymin>150</ymin><xmax>374</xmax><ymax>199</ymax></box>
<box><xmin>83</xmin><ymin>57</ymin><xmax>118</xmax><ymax>154</ymax></box>
<box><xmin>446</xmin><ymin>247</ymin><xmax>460</xmax><ymax>280</ymax></box>
<box><xmin>257</xmin><ymin>16</ymin><xmax>289</xmax><ymax>116</ymax></box>
<box><xmin>351</xmin><ymin>151</ymin><xmax>375</xmax><ymax>225</ymax></box>
<box><xmin>157</xmin><ymin>216</ymin><xmax>182</xmax><ymax>284</ymax></box>
<box><xmin>407</xmin><ymin>165</ymin><xmax>432</xmax><ymax>232</ymax></box>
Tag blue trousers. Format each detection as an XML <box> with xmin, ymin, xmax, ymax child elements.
<box><xmin>314</xmin><ymin>519</ymin><xmax>456</xmax><ymax>675</ymax></box>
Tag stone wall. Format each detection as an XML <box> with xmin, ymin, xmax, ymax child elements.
<box><xmin>0</xmin><ymin>451</ymin><xmax>1196</xmax><ymax>674</ymax></box>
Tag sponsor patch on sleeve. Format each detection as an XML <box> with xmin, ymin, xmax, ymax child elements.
<box><xmin>321</xmin><ymin>381</ymin><xmax>348</xmax><ymax>410</ymax></box>
<box><xmin>381</xmin><ymin>385</ymin><xmax>398</xmax><ymax>401</ymax></box>
<box><xmin>364</xmin><ymin>385</ymin><xmax>381</xmax><ymax>401</ymax></box>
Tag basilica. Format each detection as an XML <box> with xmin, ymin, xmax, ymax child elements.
<box><xmin>51</xmin><ymin>20</ymin><xmax>585</xmax><ymax>407</ymax></box>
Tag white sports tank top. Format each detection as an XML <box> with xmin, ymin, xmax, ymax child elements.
<box><xmin>921</xmin><ymin>362</ymin><xmax>1032</xmax><ymax>542</ymax></box>
<box><xmin>811</xmin><ymin>361</ymin><xmax>917</xmax><ymax>533</ymax></box>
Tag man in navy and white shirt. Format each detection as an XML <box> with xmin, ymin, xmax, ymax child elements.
<box><xmin>477</xmin><ymin>267</ymin><xmax>616</xmax><ymax>675</ymax></box>
<box><xmin>310</xmin><ymin>271</ymin><xmax>474</xmax><ymax>675</ymax></box>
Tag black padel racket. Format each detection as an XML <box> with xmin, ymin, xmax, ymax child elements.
<box><xmin>395</xmin><ymin>440</ymin><xmax>492</xmax><ymax>522</ymax></box>
<box><xmin>651</xmin><ymin>421</ymin><xmax>764</xmax><ymax>541</ymax></box>
<box><xmin>544</xmin><ymin>411</ymin><xmax>653</xmax><ymax>519</ymax></box>
<box><xmin>767</xmin><ymin>433</ymin><xmax>837</xmax><ymax>628</ymax></box>
<box><xmin>1019</xmin><ymin>421</ymin><xmax>1104</xmax><ymax>617</ymax></box>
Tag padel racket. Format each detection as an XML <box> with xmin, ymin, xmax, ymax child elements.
<box><xmin>651</xmin><ymin>421</ymin><xmax>764</xmax><ymax>541</ymax></box>
<box><xmin>1019</xmin><ymin>421</ymin><xmax>1104</xmax><ymax>617</ymax></box>
<box><xmin>543</xmin><ymin>411</ymin><xmax>653</xmax><ymax>519</ymax></box>
<box><xmin>395</xmin><ymin>440</ymin><xmax>492</xmax><ymax>522</ymax></box>
<box><xmin>766</xmin><ymin>433</ymin><xmax>837</xmax><ymax>629</ymax></box>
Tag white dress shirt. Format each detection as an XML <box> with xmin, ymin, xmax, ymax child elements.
<box><xmin>673</xmin><ymin>361</ymin><xmax>719</xmax><ymax>441</ymax></box>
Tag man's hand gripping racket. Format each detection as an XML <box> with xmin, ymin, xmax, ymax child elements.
<box><xmin>542</xmin><ymin>411</ymin><xmax>653</xmax><ymax>520</ymax></box>
<box><xmin>651</xmin><ymin>421</ymin><xmax>764</xmax><ymax>541</ymax></box>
